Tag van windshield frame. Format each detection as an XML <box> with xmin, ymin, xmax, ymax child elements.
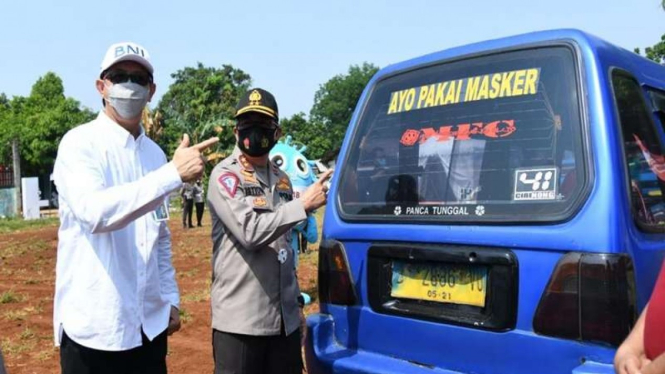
<box><xmin>336</xmin><ymin>44</ymin><xmax>590</xmax><ymax>223</ymax></box>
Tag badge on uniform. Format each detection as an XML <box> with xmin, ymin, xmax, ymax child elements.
<box><xmin>152</xmin><ymin>200</ymin><xmax>170</xmax><ymax>222</ymax></box>
<box><xmin>253</xmin><ymin>197</ymin><xmax>267</xmax><ymax>207</ymax></box>
<box><xmin>218</xmin><ymin>173</ymin><xmax>239</xmax><ymax>198</ymax></box>
<box><xmin>277</xmin><ymin>248</ymin><xmax>288</xmax><ymax>264</ymax></box>
<box><xmin>241</xmin><ymin>170</ymin><xmax>259</xmax><ymax>185</ymax></box>
<box><xmin>239</xmin><ymin>155</ymin><xmax>253</xmax><ymax>171</ymax></box>
<box><xmin>276</xmin><ymin>177</ymin><xmax>291</xmax><ymax>191</ymax></box>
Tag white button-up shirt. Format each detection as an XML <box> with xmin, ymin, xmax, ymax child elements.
<box><xmin>53</xmin><ymin>111</ymin><xmax>182</xmax><ymax>351</ymax></box>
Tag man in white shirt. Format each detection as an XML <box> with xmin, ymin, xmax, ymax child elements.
<box><xmin>53</xmin><ymin>41</ymin><xmax>218</xmax><ymax>374</ymax></box>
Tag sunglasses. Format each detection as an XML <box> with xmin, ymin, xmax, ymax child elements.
<box><xmin>103</xmin><ymin>70</ymin><xmax>153</xmax><ymax>86</ymax></box>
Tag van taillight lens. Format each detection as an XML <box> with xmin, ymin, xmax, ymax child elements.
<box><xmin>318</xmin><ymin>240</ymin><xmax>357</xmax><ymax>306</ymax></box>
<box><xmin>533</xmin><ymin>252</ymin><xmax>636</xmax><ymax>346</ymax></box>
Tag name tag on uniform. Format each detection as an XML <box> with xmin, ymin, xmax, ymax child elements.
<box><xmin>245</xmin><ymin>186</ymin><xmax>265</xmax><ymax>197</ymax></box>
<box><xmin>153</xmin><ymin>201</ymin><xmax>170</xmax><ymax>222</ymax></box>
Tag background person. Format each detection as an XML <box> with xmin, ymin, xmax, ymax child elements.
<box><xmin>194</xmin><ymin>179</ymin><xmax>205</xmax><ymax>227</ymax></box>
<box><xmin>181</xmin><ymin>182</ymin><xmax>194</xmax><ymax>228</ymax></box>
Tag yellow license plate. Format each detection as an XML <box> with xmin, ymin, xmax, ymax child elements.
<box><xmin>391</xmin><ymin>261</ymin><xmax>488</xmax><ymax>307</ymax></box>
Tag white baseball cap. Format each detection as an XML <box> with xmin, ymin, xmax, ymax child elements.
<box><xmin>100</xmin><ymin>42</ymin><xmax>154</xmax><ymax>77</ymax></box>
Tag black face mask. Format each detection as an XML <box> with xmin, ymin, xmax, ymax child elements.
<box><xmin>237</xmin><ymin>126</ymin><xmax>277</xmax><ymax>157</ymax></box>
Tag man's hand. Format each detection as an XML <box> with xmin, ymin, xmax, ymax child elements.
<box><xmin>300</xmin><ymin>170</ymin><xmax>333</xmax><ymax>213</ymax></box>
<box><xmin>172</xmin><ymin>134</ymin><xmax>219</xmax><ymax>182</ymax></box>
<box><xmin>299</xmin><ymin>307</ymin><xmax>307</xmax><ymax>347</ymax></box>
<box><xmin>615</xmin><ymin>346</ymin><xmax>651</xmax><ymax>374</ymax></box>
<box><xmin>167</xmin><ymin>306</ymin><xmax>181</xmax><ymax>336</ymax></box>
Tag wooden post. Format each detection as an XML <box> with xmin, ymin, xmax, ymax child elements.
<box><xmin>12</xmin><ymin>138</ymin><xmax>21</xmax><ymax>216</ymax></box>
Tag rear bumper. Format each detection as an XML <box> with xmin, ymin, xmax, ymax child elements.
<box><xmin>305</xmin><ymin>314</ymin><xmax>616</xmax><ymax>374</ymax></box>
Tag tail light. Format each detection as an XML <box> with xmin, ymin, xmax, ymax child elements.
<box><xmin>533</xmin><ymin>252</ymin><xmax>636</xmax><ymax>346</ymax></box>
<box><xmin>318</xmin><ymin>240</ymin><xmax>357</xmax><ymax>306</ymax></box>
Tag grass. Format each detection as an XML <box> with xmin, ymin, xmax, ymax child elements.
<box><xmin>35</xmin><ymin>347</ymin><xmax>56</xmax><ymax>362</ymax></box>
<box><xmin>178</xmin><ymin>268</ymin><xmax>199</xmax><ymax>279</ymax></box>
<box><xmin>4</xmin><ymin>309</ymin><xmax>28</xmax><ymax>321</ymax></box>
<box><xmin>181</xmin><ymin>288</ymin><xmax>209</xmax><ymax>303</ymax></box>
<box><xmin>19</xmin><ymin>327</ymin><xmax>36</xmax><ymax>340</ymax></box>
<box><xmin>178</xmin><ymin>308</ymin><xmax>192</xmax><ymax>324</ymax></box>
<box><xmin>3</xmin><ymin>306</ymin><xmax>41</xmax><ymax>322</ymax></box>
<box><xmin>0</xmin><ymin>239</ymin><xmax>50</xmax><ymax>260</ymax></box>
<box><xmin>0</xmin><ymin>289</ymin><xmax>24</xmax><ymax>304</ymax></box>
<box><xmin>0</xmin><ymin>217</ymin><xmax>59</xmax><ymax>233</ymax></box>
<box><xmin>1</xmin><ymin>335</ymin><xmax>36</xmax><ymax>357</ymax></box>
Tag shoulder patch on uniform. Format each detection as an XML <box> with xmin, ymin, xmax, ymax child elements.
<box><xmin>241</xmin><ymin>170</ymin><xmax>259</xmax><ymax>185</ymax></box>
<box><xmin>253</xmin><ymin>197</ymin><xmax>267</xmax><ymax>208</ymax></box>
<box><xmin>238</xmin><ymin>155</ymin><xmax>254</xmax><ymax>171</ymax></box>
<box><xmin>218</xmin><ymin>173</ymin><xmax>239</xmax><ymax>197</ymax></box>
<box><xmin>276</xmin><ymin>177</ymin><xmax>291</xmax><ymax>191</ymax></box>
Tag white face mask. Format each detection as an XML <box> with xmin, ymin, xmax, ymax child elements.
<box><xmin>105</xmin><ymin>82</ymin><xmax>150</xmax><ymax>119</ymax></box>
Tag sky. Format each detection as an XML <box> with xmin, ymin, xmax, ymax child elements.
<box><xmin>0</xmin><ymin>0</ymin><xmax>662</xmax><ymax>119</ymax></box>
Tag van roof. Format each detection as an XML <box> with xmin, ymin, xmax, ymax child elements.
<box><xmin>378</xmin><ymin>28</ymin><xmax>665</xmax><ymax>90</ymax></box>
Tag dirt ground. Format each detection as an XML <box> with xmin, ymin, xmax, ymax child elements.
<box><xmin>0</xmin><ymin>212</ymin><xmax>320</xmax><ymax>374</ymax></box>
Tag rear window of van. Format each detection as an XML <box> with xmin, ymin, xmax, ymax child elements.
<box><xmin>338</xmin><ymin>47</ymin><xmax>586</xmax><ymax>222</ymax></box>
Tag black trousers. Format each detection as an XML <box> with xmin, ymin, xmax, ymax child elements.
<box><xmin>60</xmin><ymin>330</ymin><xmax>167</xmax><ymax>374</ymax></box>
<box><xmin>182</xmin><ymin>198</ymin><xmax>194</xmax><ymax>228</ymax></box>
<box><xmin>195</xmin><ymin>202</ymin><xmax>205</xmax><ymax>226</ymax></box>
<box><xmin>0</xmin><ymin>348</ymin><xmax>6</xmax><ymax>374</ymax></box>
<box><xmin>212</xmin><ymin>329</ymin><xmax>302</xmax><ymax>374</ymax></box>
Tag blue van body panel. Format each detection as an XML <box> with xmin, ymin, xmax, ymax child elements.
<box><xmin>306</xmin><ymin>314</ymin><xmax>616</xmax><ymax>374</ymax></box>
<box><xmin>311</xmin><ymin>243</ymin><xmax>615</xmax><ymax>373</ymax></box>
<box><xmin>308</xmin><ymin>29</ymin><xmax>665</xmax><ymax>373</ymax></box>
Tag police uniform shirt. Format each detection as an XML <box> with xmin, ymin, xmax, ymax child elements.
<box><xmin>207</xmin><ymin>147</ymin><xmax>307</xmax><ymax>336</ymax></box>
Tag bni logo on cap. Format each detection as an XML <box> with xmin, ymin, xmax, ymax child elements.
<box><xmin>115</xmin><ymin>44</ymin><xmax>146</xmax><ymax>58</ymax></box>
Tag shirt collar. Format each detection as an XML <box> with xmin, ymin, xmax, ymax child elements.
<box><xmin>97</xmin><ymin>111</ymin><xmax>146</xmax><ymax>150</ymax></box>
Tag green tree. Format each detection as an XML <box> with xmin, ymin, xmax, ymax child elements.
<box><xmin>0</xmin><ymin>94</ymin><xmax>10</xmax><ymax>162</ymax></box>
<box><xmin>157</xmin><ymin>63</ymin><xmax>252</xmax><ymax>160</ymax></box>
<box><xmin>309</xmin><ymin>62</ymin><xmax>379</xmax><ymax>157</ymax></box>
<box><xmin>280</xmin><ymin>112</ymin><xmax>332</xmax><ymax>160</ymax></box>
<box><xmin>635</xmin><ymin>34</ymin><xmax>665</xmax><ymax>64</ymax></box>
<box><xmin>0</xmin><ymin>72</ymin><xmax>94</xmax><ymax>176</ymax></box>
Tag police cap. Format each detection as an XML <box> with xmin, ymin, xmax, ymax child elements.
<box><xmin>235</xmin><ymin>88</ymin><xmax>279</xmax><ymax>123</ymax></box>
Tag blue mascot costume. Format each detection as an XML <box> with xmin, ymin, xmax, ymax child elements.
<box><xmin>270</xmin><ymin>135</ymin><xmax>321</xmax><ymax>305</ymax></box>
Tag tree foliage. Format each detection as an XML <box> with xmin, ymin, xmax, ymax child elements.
<box><xmin>156</xmin><ymin>63</ymin><xmax>252</xmax><ymax>160</ymax></box>
<box><xmin>280</xmin><ymin>112</ymin><xmax>333</xmax><ymax>160</ymax></box>
<box><xmin>635</xmin><ymin>34</ymin><xmax>665</xmax><ymax>64</ymax></box>
<box><xmin>0</xmin><ymin>72</ymin><xmax>95</xmax><ymax>176</ymax></box>
<box><xmin>309</xmin><ymin>62</ymin><xmax>379</xmax><ymax>158</ymax></box>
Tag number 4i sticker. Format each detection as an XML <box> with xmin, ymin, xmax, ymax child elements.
<box><xmin>513</xmin><ymin>167</ymin><xmax>558</xmax><ymax>201</ymax></box>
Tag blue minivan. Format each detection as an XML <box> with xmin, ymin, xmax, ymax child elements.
<box><xmin>305</xmin><ymin>29</ymin><xmax>665</xmax><ymax>373</ymax></box>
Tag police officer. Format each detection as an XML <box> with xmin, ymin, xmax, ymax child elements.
<box><xmin>207</xmin><ymin>88</ymin><xmax>331</xmax><ymax>374</ymax></box>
